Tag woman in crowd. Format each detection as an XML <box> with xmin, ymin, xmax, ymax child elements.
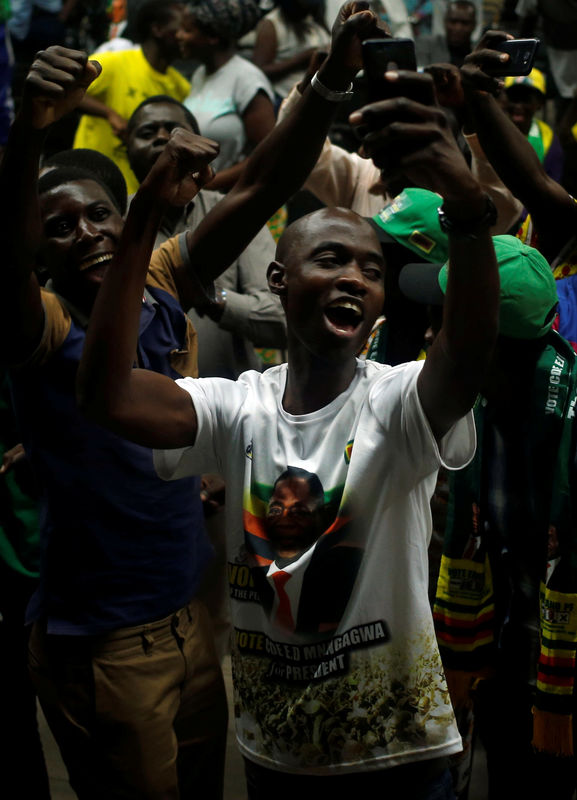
<box><xmin>178</xmin><ymin>0</ymin><xmax>276</xmax><ymax>192</ymax></box>
<box><xmin>252</xmin><ymin>0</ymin><xmax>330</xmax><ymax>101</ymax></box>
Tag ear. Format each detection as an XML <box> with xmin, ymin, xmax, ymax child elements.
<box><xmin>267</xmin><ymin>260</ymin><xmax>287</xmax><ymax>298</ymax></box>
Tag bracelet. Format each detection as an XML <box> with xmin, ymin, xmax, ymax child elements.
<box><xmin>310</xmin><ymin>71</ymin><xmax>354</xmax><ymax>102</ymax></box>
<box><xmin>437</xmin><ymin>195</ymin><xmax>497</xmax><ymax>240</ymax></box>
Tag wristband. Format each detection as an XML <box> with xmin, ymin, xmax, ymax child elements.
<box><xmin>438</xmin><ymin>195</ymin><xmax>497</xmax><ymax>239</ymax></box>
<box><xmin>310</xmin><ymin>71</ymin><xmax>354</xmax><ymax>102</ymax></box>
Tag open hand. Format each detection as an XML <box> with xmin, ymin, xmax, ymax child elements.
<box><xmin>22</xmin><ymin>46</ymin><xmax>101</xmax><ymax>129</ymax></box>
<box><xmin>140</xmin><ymin>128</ymin><xmax>220</xmax><ymax>208</ymax></box>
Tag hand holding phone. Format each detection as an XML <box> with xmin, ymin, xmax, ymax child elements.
<box><xmin>492</xmin><ymin>38</ymin><xmax>539</xmax><ymax>77</ymax></box>
<box><xmin>362</xmin><ymin>38</ymin><xmax>436</xmax><ymax>106</ymax></box>
<box><xmin>362</xmin><ymin>38</ymin><xmax>417</xmax><ymax>102</ymax></box>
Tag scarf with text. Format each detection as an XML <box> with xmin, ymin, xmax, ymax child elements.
<box><xmin>434</xmin><ymin>331</ymin><xmax>577</xmax><ymax>756</ymax></box>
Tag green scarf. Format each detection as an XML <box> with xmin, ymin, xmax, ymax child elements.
<box><xmin>434</xmin><ymin>331</ymin><xmax>577</xmax><ymax>756</ymax></box>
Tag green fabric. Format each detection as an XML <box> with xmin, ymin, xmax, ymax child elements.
<box><xmin>434</xmin><ymin>331</ymin><xmax>577</xmax><ymax>722</ymax></box>
<box><xmin>371</xmin><ymin>188</ymin><xmax>449</xmax><ymax>263</ymax></box>
<box><xmin>528</xmin><ymin>118</ymin><xmax>546</xmax><ymax>164</ymax></box>
<box><xmin>438</xmin><ymin>235</ymin><xmax>559</xmax><ymax>340</ymax></box>
<box><xmin>0</xmin><ymin>372</ymin><xmax>40</xmax><ymax>578</ymax></box>
<box><xmin>0</xmin><ymin>1</ymin><xmax>10</xmax><ymax>24</ymax></box>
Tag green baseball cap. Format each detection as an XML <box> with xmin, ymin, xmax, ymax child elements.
<box><xmin>370</xmin><ymin>188</ymin><xmax>449</xmax><ymax>263</ymax></box>
<box><xmin>399</xmin><ymin>235</ymin><xmax>558</xmax><ymax>340</ymax></box>
<box><xmin>439</xmin><ymin>235</ymin><xmax>557</xmax><ymax>339</ymax></box>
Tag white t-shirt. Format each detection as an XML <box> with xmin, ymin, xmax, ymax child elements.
<box><xmin>155</xmin><ymin>358</ymin><xmax>475</xmax><ymax>774</ymax></box>
<box><xmin>184</xmin><ymin>55</ymin><xmax>274</xmax><ymax>172</ymax></box>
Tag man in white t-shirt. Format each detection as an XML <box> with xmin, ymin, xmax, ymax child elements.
<box><xmin>78</xmin><ymin>5</ymin><xmax>500</xmax><ymax>798</ymax></box>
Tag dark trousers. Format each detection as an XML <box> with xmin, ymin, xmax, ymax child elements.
<box><xmin>474</xmin><ymin>677</ymin><xmax>577</xmax><ymax>800</ymax></box>
<box><xmin>0</xmin><ymin>564</ymin><xmax>51</xmax><ymax>799</ymax></box>
<box><xmin>244</xmin><ymin>757</ymin><xmax>455</xmax><ymax>800</ymax></box>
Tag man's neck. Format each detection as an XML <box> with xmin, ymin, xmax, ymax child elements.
<box><xmin>141</xmin><ymin>40</ymin><xmax>170</xmax><ymax>74</ymax></box>
<box><xmin>282</xmin><ymin>350</ymin><xmax>358</xmax><ymax>415</ymax></box>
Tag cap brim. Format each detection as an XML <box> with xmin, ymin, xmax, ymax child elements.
<box><xmin>398</xmin><ymin>262</ymin><xmax>445</xmax><ymax>305</ymax></box>
<box><xmin>366</xmin><ymin>217</ymin><xmax>398</xmax><ymax>247</ymax></box>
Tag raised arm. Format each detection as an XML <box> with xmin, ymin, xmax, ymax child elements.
<box><xmin>460</xmin><ymin>31</ymin><xmax>577</xmax><ymax>260</ymax></box>
<box><xmin>78</xmin><ymin>1</ymin><xmax>385</xmax><ymax>447</ymax></box>
<box><xmin>77</xmin><ymin>129</ymin><xmax>220</xmax><ymax>449</ymax></box>
<box><xmin>180</xmin><ymin>2</ymin><xmax>384</xmax><ymax>291</ymax></box>
<box><xmin>352</xmin><ymin>71</ymin><xmax>500</xmax><ymax>439</ymax></box>
<box><xmin>0</xmin><ymin>47</ymin><xmax>100</xmax><ymax>365</ymax></box>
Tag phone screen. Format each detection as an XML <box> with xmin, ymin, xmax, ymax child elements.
<box><xmin>362</xmin><ymin>39</ymin><xmax>417</xmax><ymax>101</ymax></box>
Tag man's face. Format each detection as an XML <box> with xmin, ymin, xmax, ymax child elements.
<box><xmin>128</xmin><ymin>102</ymin><xmax>194</xmax><ymax>183</ymax></box>
<box><xmin>500</xmin><ymin>86</ymin><xmax>542</xmax><ymax>136</ymax></box>
<box><xmin>444</xmin><ymin>5</ymin><xmax>475</xmax><ymax>49</ymax></box>
<box><xmin>274</xmin><ymin>210</ymin><xmax>385</xmax><ymax>363</ymax></box>
<box><xmin>39</xmin><ymin>179</ymin><xmax>123</xmax><ymax>305</ymax></box>
<box><xmin>266</xmin><ymin>476</ymin><xmax>324</xmax><ymax>558</ymax></box>
<box><xmin>154</xmin><ymin>5</ymin><xmax>185</xmax><ymax>61</ymax></box>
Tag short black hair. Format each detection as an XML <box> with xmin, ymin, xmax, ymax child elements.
<box><xmin>132</xmin><ymin>0</ymin><xmax>183</xmax><ymax>43</ymax></box>
<box><xmin>38</xmin><ymin>166</ymin><xmax>125</xmax><ymax>215</ymax></box>
<box><xmin>272</xmin><ymin>467</ymin><xmax>325</xmax><ymax>508</ymax></box>
<box><xmin>41</xmin><ymin>149</ymin><xmax>127</xmax><ymax>214</ymax></box>
<box><xmin>127</xmin><ymin>95</ymin><xmax>201</xmax><ymax>137</ymax></box>
<box><xmin>446</xmin><ymin>0</ymin><xmax>477</xmax><ymax>17</ymax></box>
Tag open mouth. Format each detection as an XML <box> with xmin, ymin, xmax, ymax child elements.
<box><xmin>79</xmin><ymin>253</ymin><xmax>115</xmax><ymax>273</ymax></box>
<box><xmin>324</xmin><ymin>300</ymin><xmax>363</xmax><ymax>334</ymax></box>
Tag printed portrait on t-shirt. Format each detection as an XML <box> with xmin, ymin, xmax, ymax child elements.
<box><xmin>241</xmin><ymin>466</ymin><xmax>365</xmax><ymax>637</ymax></box>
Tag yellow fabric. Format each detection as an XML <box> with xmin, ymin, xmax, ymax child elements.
<box><xmin>73</xmin><ymin>48</ymin><xmax>190</xmax><ymax>195</ymax></box>
<box><xmin>27</xmin><ymin>290</ymin><xmax>72</xmax><ymax>368</ymax></box>
<box><xmin>504</xmin><ymin>67</ymin><xmax>546</xmax><ymax>96</ymax></box>
<box><xmin>535</xmin><ymin>118</ymin><xmax>554</xmax><ymax>153</ymax></box>
<box><xmin>24</xmin><ymin>238</ymin><xmax>198</xmax><ymax>377</ymax></box>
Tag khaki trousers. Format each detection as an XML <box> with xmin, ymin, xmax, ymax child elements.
<box><xmin>29</xmin><ymin>599</ymin><xmax>228</xmax><ymax>799</ymax></box>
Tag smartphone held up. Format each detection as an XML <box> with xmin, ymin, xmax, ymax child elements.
<box><xmin>361</xmin><ymin>38</ymin><xmax>435</xmax><ymax>105</ymax></box>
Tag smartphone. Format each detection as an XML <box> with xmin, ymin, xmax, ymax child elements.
<box><xmin>362</xmin><ymin>38</ymin><xmax>433</xmax><ymax>105</ymax></box>
<box><xmin>492</xmin><ymin>38</ymin><xmax>540</xmax><ymax>77</ymax></box>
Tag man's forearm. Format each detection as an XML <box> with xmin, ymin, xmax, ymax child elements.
<box><xmin>78</xmin><ymin>188</ymin><xmax>164</xmax><ymax>421</ymax></box>
<box><xmin>466</xmin><ymin>90</ymin><xmax>576</xmax><ymax>255</ymax></box>
<box><xmin>0</xmin><ymin>116</ymin><xmax>45</xmax><ymax>276</ymax></box>
<box><xmin>77</xmin><ymin>96</ymin><xmax>112</xmax><ymax>119</ymax></box>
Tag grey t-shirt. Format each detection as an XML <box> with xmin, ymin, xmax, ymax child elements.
<box><xmin>184</xmin><ymin>55</ymin><xmax>274</xmax><ymax>172</ymax></box>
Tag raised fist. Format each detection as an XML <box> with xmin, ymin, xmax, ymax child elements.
<box><xmin>22</xmin><ymin>46</ymin><xmax>101</xmax><ymax>130</ymax></box>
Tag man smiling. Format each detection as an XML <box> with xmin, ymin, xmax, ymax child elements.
<box><xmin>0</xmin><ymin>5</ymin><xmax>390</xmax><ymax>797</ymax></box>
<box><xmin>79</xmin><ymin>18</ymin><xmax>501</xmax><ymax>797</ymax></box>
<box><xmin>0</xmin><ymin>52</ymin><xmax>229</xmax><ymax>800</ymax></box>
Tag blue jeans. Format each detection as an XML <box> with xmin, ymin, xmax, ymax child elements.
<box><xmin>244</xmin><ymin>759</ymin><xmax>456</xmax><ymax>800</ymax></box>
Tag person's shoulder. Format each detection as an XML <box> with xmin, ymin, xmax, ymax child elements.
<box><xmin>230</xmin><ymin>55</ymin><xmax>274</xmax><ymax>99</ymax></box>
<box><xmin>40</xmin><ymin>287</ymin><xmax>68</xmax><ymax>321</ymax></box>
<box><xmin>92</xmin><ymin>46</ymin><xmax>140</xmax><ymax>68</ymax></box>
<box><xmin>362</xmin><ymin>358</ymin><xmax>423</xmax><ymax>391</ymax></box>
<box><xmin>230</xmin><ymin>54</ymin><xmax>269</xmax><ymax>79</ymax></box>
<box><xmin>166</xmin><ymin>64</ymin><xmax>191</xmax><ymax>94</ymax></box>
<box><xmin>12</xmin><ymin>288</ymin><xmax>72</xmax><ymax>369</ymax></box>
<box><xmin>238</xmin><ymin>363</ymin><xmax>286</xmax><ymax>389</ymax></box>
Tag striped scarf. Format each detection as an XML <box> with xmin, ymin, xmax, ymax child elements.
<box><xmin>434</xmin><ymin>331</ymin><xmax>577</xmax><ymax>756</ymax></box>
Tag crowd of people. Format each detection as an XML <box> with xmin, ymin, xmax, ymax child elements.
<box><xmin>3</xmin><ymin>1</ymin><xmax>577</xmax><ymax>799</ymax></box>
